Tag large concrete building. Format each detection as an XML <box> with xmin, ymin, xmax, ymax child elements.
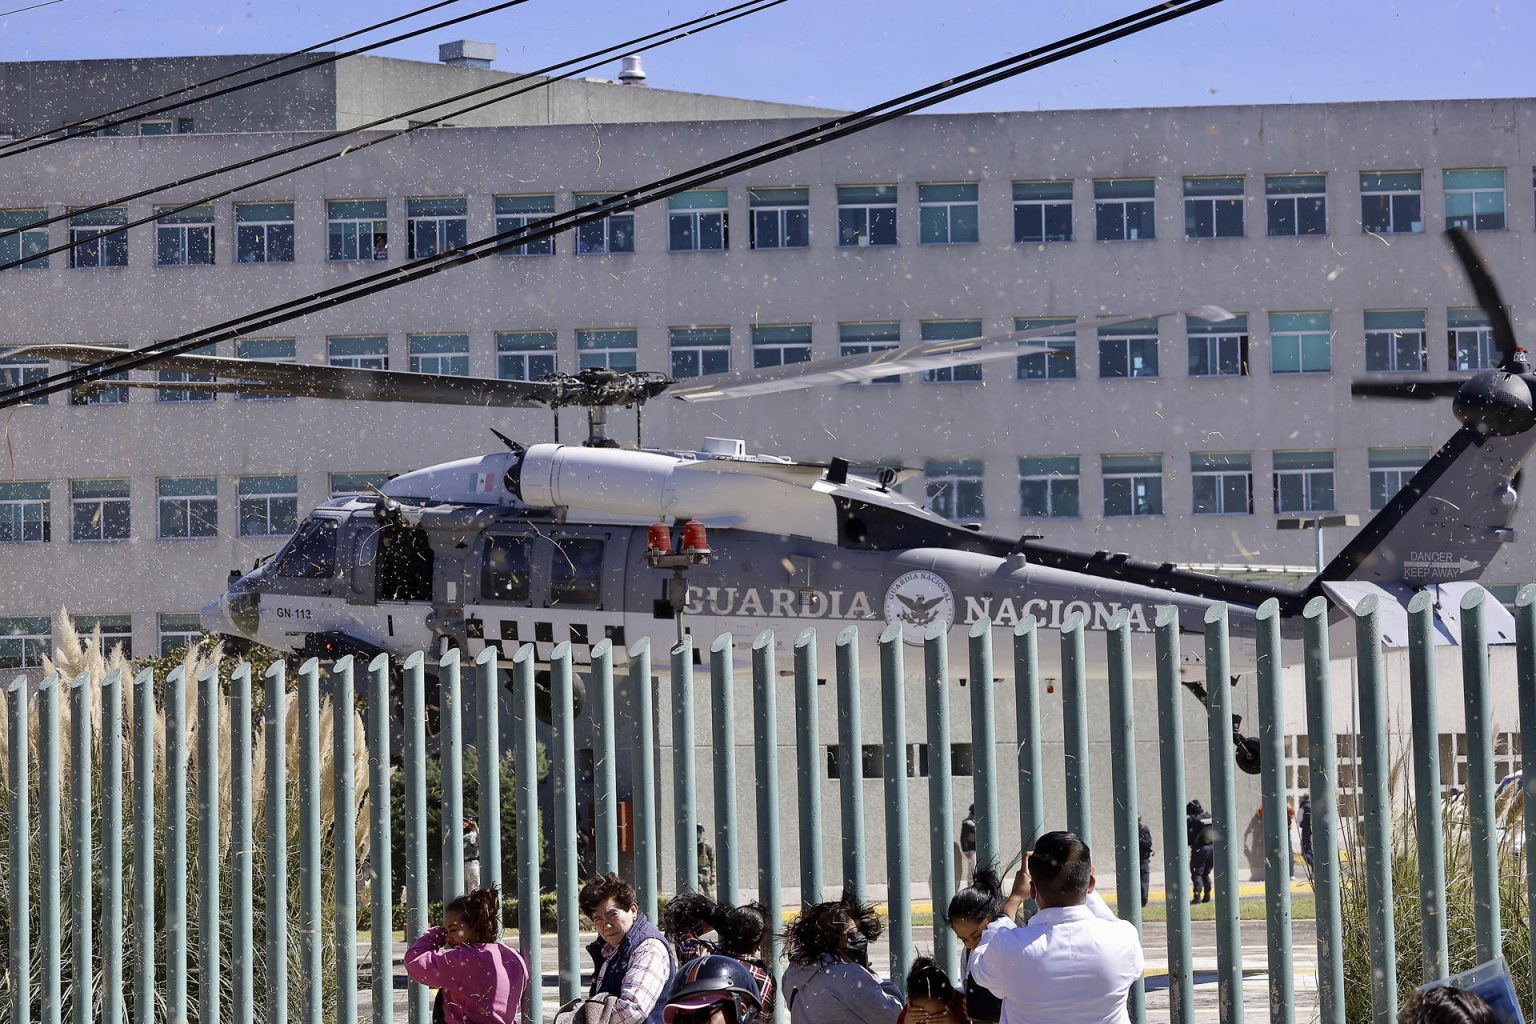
<box><xmin>1</xmin><ymin>53</ymin><xmax>1532</xmax><ymax>879</ymax></box>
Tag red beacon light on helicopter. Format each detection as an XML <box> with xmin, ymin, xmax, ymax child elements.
<box><xmin>646</xmin><ymin>522</ymin><xmax>673</xmax><ymax>555</ymax></box>
<box><xmin>681</xmin><ymin>520</ymin><xmax>710</xmax><ymax>554</ymax></box>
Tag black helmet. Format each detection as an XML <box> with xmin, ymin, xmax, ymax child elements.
<box><xmin>663</xmin><ymin>955</ymin><xmax>763</xmax><ymax>1024</ymax></box>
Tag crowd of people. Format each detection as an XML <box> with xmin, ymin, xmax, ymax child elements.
<box><xmin>402</xmin><ymin>827</ymin><xmax>1496</xmax><ymax>1024</ymax></box>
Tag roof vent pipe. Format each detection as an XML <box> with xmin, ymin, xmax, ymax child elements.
<box><xmin>618</xmin><ymin>55</ymin><xmax>647</xmax><ymax>86</ymax></box>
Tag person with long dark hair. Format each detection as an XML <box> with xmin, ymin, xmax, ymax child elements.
<box><xmin>945</xmin><ymin>869</ymin><xmax>1008</xmax><ymax>1024</ymax></box>
<box><xmin>404</xmin><ymin>885</ymin><xmax>528</xmax><ymax>1024</ymax></box>
<box><xmin>662</xmin><ymin>892</ymin><xmax>778</xmax><ymax>1021</ymax></box>
<box><xmin>781</xmin><ymin>892</ymin><xmax>901</xmax><ymax>1024</ymax></box>
<box><xmin>898</xmin><ymin>957</ymin><xmax>968</xmax><ymax>1024</ymax></box>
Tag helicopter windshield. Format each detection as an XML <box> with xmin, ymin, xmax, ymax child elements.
<box><xmin>272</xmin><ymin>517</ymin><xmax>339</xmax><ymax>578</ymax></box>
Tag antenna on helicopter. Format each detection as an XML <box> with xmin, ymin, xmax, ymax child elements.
<box><xmin>489</xmin><ymin>428</ymin><xmax>525</xmax><ymax>455</ymax></box>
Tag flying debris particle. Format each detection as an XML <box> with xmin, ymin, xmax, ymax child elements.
<box><xmin>1154</xmin><ymin>410</ymin><xmax>1164</xmax><ymax>418</ymax></box>
<box><xmin>781</xmin><ymin>558</ymin><xmax>796</xmax><ymax>574</ymax></box>
<box><xmin>1326</xmin><ymin>268</ymin><xmax>1342</xmax><ymax>282</ymax></box>
<box><xmin>1364</xmin><ymin>229</ymin><xmax>1391</xmax><ymax>247</ymax></box>
<box><xmin>1288</xmin><ymin>430</ymin><xmax>1300</xmax><ymax>439</ymax></box>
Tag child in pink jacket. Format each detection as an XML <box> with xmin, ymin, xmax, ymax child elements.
<box><xmin>405</xmin><ymin>885</ymin><xmax>529</xmax><ymax>1024</ymax></box>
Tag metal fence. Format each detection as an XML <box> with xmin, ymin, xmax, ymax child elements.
<box><xmin>2</xmin><ymin>587</ymin><xmax>1534</xmax><ymax>1024</ymax></box>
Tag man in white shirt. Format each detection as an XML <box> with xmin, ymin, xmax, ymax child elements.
<box><xmin>969</xmin><ymin>831</ymin><xmax>1144</xmax><ymax>1024</ymax></box>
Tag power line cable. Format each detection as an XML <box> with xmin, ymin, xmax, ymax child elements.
<box><xmin>0</xmin><ymin>0</ymin><xmax>534</xmax><ymax>157</ymax></box>
<box><xmin>0</xmin><ymin>0</ymin><xmax>470</xmax><ymax>153</ymax></box>
<box><xmin>1</xmin><ymin>0</ymin><xmax>1225</xmax><ymax>408</ymax></box>
<box><xmin>0</xmin><ymin>0</ymin><xmax>64</xmax><ymax>17</ymax></box>
<box><xmin>0</xmin><ymin>0</ymin><xmax>782</xmax><ymax>261</ymax></box>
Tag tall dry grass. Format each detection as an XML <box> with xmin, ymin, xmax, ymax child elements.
<box><xmin>0</xmin><ymin>612</ymin><xmax>370</xmax><ymax>1022</ymax></box>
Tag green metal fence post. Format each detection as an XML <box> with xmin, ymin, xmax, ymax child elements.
<box><xmin>1061</xmin><ymin>613</ymin><xmax>1091</xmax><ymax>846</ymax></box>
<box><xmin>835</xmin><ymin>627</ymin><xmax>865</xmax><ymax>901</ymax></box>
<box><xmin>69</xmin><ymin>671</ymin><xmax>95</xmax><ymax>1024</ymax></box>
<box><xmin>298</xmin><ymin>658</ymin><xmax>324</xmax><ymax>1024</ymax></box>
<box><xmin>102</xmin><ymin>667</ymin><xmax>125</xmax><ymax>1024</ymax></box>
<box><xmin>474</xmin><ymin>647</ymin><xmax>503</xmax><ymax>893</ymax></box>
<box><xmin>165</xmin><ymin>666</ymin><xmax>188</xmax><ymax>1024</ymax></box>
<box><xmin>879</xmin><ymin>625</ymin><xmax>912</xmax><ymax>992</ymax></box>
<box><xmin>553</xmin><ymin>641</ymin><xmax>581</xmax><ymax>1003</ymax></box>
<box><xmin>133</xmin><ymin>668</ymin><xmax>157</xmax><ymax>1024</ymax></box>
<box><xmin>1519</xmin><ymin>586</ymin><xmax>1536</xmax><ymax>1013</ymax></box>
<box><xmin>38</xmin><ymin>673</ymin><xmax>61</xmax><ymax>1024</ymax></box>
<box><xmin>1461</xmin><ymin>588</ymin><xmax>1502</xmax><ymax>966</ymax></box>
<box><xmin>793</xmin><ymin>628</ymin><xmax>822</xmax><ymax>905</ymax></box>
<box><xmin>1153</xmin><ymin>608</ymin><xmax>1192</xmax><ymax>1024</ymax></box>
<box><xmin>629</xmin><ymin>638</ymin><xmax>658</xmax><ymax>923</ymax></box>
<box><xmin>751</xmin><ymin>631</ymin><xmax>783</xmax><ymax>1012</ymax></box>
<box><xmin>1303</xmin><ymin>597</ymin><xmax>1345</xmax><ymax>1024</ymax></box>
<box><xmin>263</xmin><ymin>661</ymin><xmax>288</xmax><ymax>1024</ymax></box>
<box><xmin>924</xmin><ymin>622</ymin><xmax>958</xmax><ymax>979</ymax></box>
<box><xmin>403</xmin><ymin>651</ymin><xmax>431</xmax><ymax>1024</ymax></box>
<box><xmin>333</xmin><ymin>656</ymin><xmax>359</xmax><ymax>1024</ymax></box>
<box><xmin>441</xmin><ymin>649</ymin><xmax>466</xmax><ymax>902</ymax></box>
<box><xmin>1104</xmin><ymin>613</ymin><xmax>1143</xmax><ymax>1024</ymax></box>
<box><xmin>1014</xmin><ymin>619</ymin><xmax>1044</xmax><ymax>854</ymax></box>
<box><xmin>712</xmin><ymin>633</ymin><xmax>741</xmax><ymax>906</ymax></box>
<box><xmin>1254</xmin><ymin>600</ymin><xmax>1293</xmax><ymax>1024</ymax></box>
<box><xmin>230</xmin><ymin>662</ymin><xmax>255</xmax><ymax>1024</ymax></box>
<box><xmin>673</xmin><ymin>637</ymin><xmax>700</xmax><ymax>895</ymax></box>
<box><xmin>367</xmin><ymin>654</ymin><xmax>394</xmax><ymax>1024</ymax></box>
<box><xmin>1203</xmin><ymin>605</ymin><xmax>1243</xmax><ymax>1024</ymax></box>
<box><xmin>1407</xmin><ymin>592</ymin><xmax>1448</xmax><ymax>981</ymax></box>
<box><xmin>7</xmin><ymin>675</ymin><xmax>32</xmax><ymax>1024</ymax></box>
<box><xmin>513</xmin><ymin>644</ymin><xmax>543</xmax><ymax>1024</ymax></box>
<box><xmin>196</xmin><ymin>664</ymin><xmax>220</xmax><ymax>1024</ymax></box>
<box><xmin>969</xmin><ymin>619</ymin><xmax>1000</xmax><ymax>876</ymax></box>
<box><xmin>1355</xmin><ymin>596</ymin><xmax>1397</xmax><ymax>1024</ymax></box>
<box><xmin>592</xmin><ymin>639</ymin><xmax>619</xmax><ymax>877</ymax></box>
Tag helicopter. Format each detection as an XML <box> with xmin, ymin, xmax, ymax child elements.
<box><xmin>23</xmin><ymin>230</ymin><xmax>1533</xmax><ymax>699</ymax></box>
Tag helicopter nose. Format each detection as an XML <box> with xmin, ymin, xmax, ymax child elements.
<box><xmin>202</xmin><ymin>589</ymin><xmax>260</xmax><ymax>640</ymax></box>
<box><xmin>200</xmin><ymin>595</ymin><xmax>234</xmax><ymax>637</ymax></box>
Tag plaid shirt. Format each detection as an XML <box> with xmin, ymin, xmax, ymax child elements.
<box><xmin>675</xmin><ymin>931</ymin><xmax>777</xmax><ymax>1023</ymax></box>
<box><xmin>596</xmin><ymin>935</ymin><xmax>672</xmax><ymax>1024</ymax></box>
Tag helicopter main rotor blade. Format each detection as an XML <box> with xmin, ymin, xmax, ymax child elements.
<box><xmin>665</xmin><ymin>312</ymin><xmax>1189</xmax><ymax>402</ymax></box>
<box><xmin>1445</xmin><ymin>227</ymin><xmax>1520</xmax><ymax>366</ymax></box>
<box><xmin>1350</xmin><ymin>378</ymin><xmax>1464</xmax><ymax>400</ymax></box>
<box><xmin>16</xmin><ymin>343</ymin><xmax>558</xmax><ymax>408</ymax></box>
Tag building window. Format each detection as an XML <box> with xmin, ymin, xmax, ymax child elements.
<box><xmin>1360</xmin><ymin>172</ymin><xmax>1423</xmax><ymax>234</ymax></box>
<box><xmin>1094</xmin><ymin>179</ymin><xmax>1155</xmax><ymax>241</ymax></box>
<box><xmin>328</xmin><ymin>335</ymin><xmax>388</xmax><ymax>370</ymax></box>
<box><xmin>748</xmin><ymin>187</ymin><xmax>808</xmax><ymax>249</ymax></box>
<box><xmin>330</xmin><ymin>472</ymin><xmax>392</xmax><ymax>498</ymax></box>
<box><xmin>0</xmin><ymin>482</ymin><xmax>49</xmax><ymax>543</ymax></box>
<box><xmin>0</xmin><ymin>617</ymin><xmax>50</xmax><ymax>670</ymax></box>
<box><xmin>574</xmin><ymin>193</ymin><xmax>635</xmax><ymax>254</ymax></box>
<box><xmin>1184</xmin><ymin>176</ymin><xmax>1244</xmax><ymax>238</ymax></box>
<box><xmin>1099</xmin><ymin>319</ymin><xmax>1159</xmax><ymax>379</ymax></box>
<box><xmin>921</xmin><ymin>320</ymin><xmax>983</xmax><ymax>383</ymax></box>
<box><xmin>234</xmin><ymin>202</ymin><xmax>294</xmax><ymax>263</ymax></box>
<box><xmin>235</xmin><ymin>338</ymin><xmax>296</xmax><ymax>399</ymax></box>
<box><xmin>670</xmin><ymin>326</ymin><xmax>731</xmax><ymax>378</ymax></box>
<box><xmin>838</xmin><ymin>321</ymin><xmax>900</xmax><ymax>384</ymax></box>
<box><xmin>919</xmin><ymin>183</ymin><xmax>979</xmax><ymax>245</ymax></box>
<box><xmin>1019</xmin><ymin>456</ymin><xmax>1079</xmax><ymax>518</ymax></box>
<box><xmin>1365</xmin><ymin>310</ymin><xmax>1428</xmax><ymax>373</ymax></box>
<box><xmin>925</xmin><ymin>459</ymin><xmax>985</xmax><ymax>522</ymax></box>
<box><xmin>238</xmin><ymin>475</ymin><xmax>299</xmax><ymax>537</ymax></box>
<box><xmin>139</xmin><ymin>120</ymin><xmax>172</xmax><ymax>136</ymax></box>
<box><xmin>176</xmin><ymin>117</ymin><xmax>195</xmax><ymax>134</ymax></box>
<box><xmin>494</xmin><ymin>195</ymin><xmax>556</xmax><ymax>255</ymax></box>
<box><xmin>157</xmin><ymin>477</ymin><xmax>218</xmax><ymax>540</ymax></box>
<box><xmin>69</xmin><ymin>207</ymin><xmax>128</xmax><ymax>268</ymax></box>
<box><xmin>1102</xmin><ymin>454</ymin><xmax>1163</xmax><ymax>517</ymax></box>
<box><xmin>74</xmin><ymin>614</ymin><xmax>132</xmax><ymax>660</ymax></box>
<box><xmin>1269</xmin><ymin>312</ymin><xmax>1331</xmax><ymax>374</ymax></box>
<box><xmin>1015</xmin><ymin>318</ymin><xmax>1076</xmax><ymax>380</ymax></box>
<box><xmin>1448</xmin><ymin>308</ymin><xmax>1496</xmax><ymax>371</ymax></box>
<box><xmin>0</xmin><ymin>209</ymin><xmax>48</xmax><ymax>269</ymax></box>
<box><xmin>837</xmin><ymin>185</ymin><xmax>898</xmax><ymax>247</ymax></box>
<box><xmin>1266</xmin><ymin>174</ymin><xmax>1327</xmax><ymax>236</ymax></box>
<box><xmin>157</xmin><ymin>342</ymin><xmax>216</xmax><ymax>403</ymax></box>
<box><xmin>496</xmin><ymin>331</ymin><xmax>556</xmax><ymax>380</ymax></box>
<box><xmin>0</xmin><ymin>349</ymin><xmax>49</xmax><ymax>404</ymax></box>
<box><xmin>155</xmin><ymin>204</ymin><xmax>214</xmax><ymax>266</ymax></box>
<box><xmin>1368</xmin><ymin>447</ymin><xmax>1429</xmax><ymax>511</ymax></box>
<box><xmin>158</xmin><ymin>613</ymin><xmax>202</xmax><ymax>658</ymax></box>
<box><xmin>576</xmin><ymin>329</ymin><xmax>637</xmax><ymax>372</ymax></box>
<box><xmin>407</xmin><ymin>197</ymin><xmax>467</xmax><ymax>259</ymax></box>
<box><xmin>1191</xmin><ymin>453</ymin><xmax>1252</xmax><ymax>515</ymax></box>
<box><xmin>71</xmin><ymin>478</ymin><xmax>131</xmax><ymax>542</ymax></box>
<box><xmin>1273</xmin><ymin>451</ymin><xmax>1335</xmax><ymax>513</ymax></box>
<box><xmin>1444</xmin><ymin>169</ymin><xmax>1505</xmax><ymax>232</ymax></box>
<box><xmin>751</xmin><ymin>324</ymin><xmax>812</xmax><ymax>368</ymax></box>
<box><xmin>327</xmin><ymin>199</ymin><xmax>388</xmax><ymax>261</ymax></box>
<box><xmin>1188</xmin><ymin>313</ymin><xmax>1249</xmax><ymax>377</ymax></box>
<box><xmin>1013</xmin><ymin>181</ymin><xmax>1072</xmax><ymax>243</ymax></box>
<box><xmin>668</xmin><ymin>190</ymin><xmax>729</xmax><ymax>252</ymax></box>
<box><xmin>408</xmin><ymin>334</ymin><xmax>470</xmax><ymax>376</ymax></box>
<box><xmin>71</xmin><ymin>342</ymin><xmax>128</xmax><ymax>405</ymax></box>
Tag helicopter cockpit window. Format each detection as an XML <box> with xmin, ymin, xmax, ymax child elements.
<box><xmin>272</xmin><ymin>517</ymin><xmax>339</xmax><ymax>578</ymax></box>
<box><xmin>549</xmin><ymin>537</ymin><xmax>604</xmax><ymax>608</ymax></box>
<box><xmin>481</xmin><ymin>535</ymin><xmax>531</xmax><ymax>603</ymax></box>
<box><xmin>376</xmin><ymin>525</ymin><xmax>434</xmax><ymax>601</ymax></box>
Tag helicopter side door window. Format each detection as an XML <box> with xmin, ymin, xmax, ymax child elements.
<box><xmin>272</xmin><ymin>517</ymin><xmax>339</xmax><ymax>579</ymax></box>
<box><xmin>548</xmin><ymin>537</ymin><xmax>605</xmax><ymax>609</ymax></box>
<box><xmin>480</xmin><ymin>535</ymin><xmax>532</xmax><ymax>603</ymax></box>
